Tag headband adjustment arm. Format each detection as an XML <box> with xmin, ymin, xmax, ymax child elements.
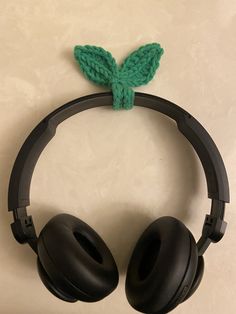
<box><xmin>202</xmin><ymin>214</ymin><xmax>227</xmax><ymax>242</ymax></box>
<box><xmin>11</xmin><ymin>207</ymin><xmax>37</xmax><ymax>253</ymax></box>
<box><xmin>197</xmin><ymin>200</ymin><xmax>227</xmax><ymax>256</ymax></box>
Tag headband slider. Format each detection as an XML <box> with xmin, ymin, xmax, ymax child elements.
<box><xmin>198</xmin><ymin>213</ymin><xmax>227</xmax><ymax>256</ymax></box>
<box><xmin>11</xmin><ymin>207</ymin><xmax>36</xmax><ymax>245</ymax></box>
<box><xmin>202</xmin><ymin>214</ymin><xmax>227</xmax><ymax>243</ymax></box>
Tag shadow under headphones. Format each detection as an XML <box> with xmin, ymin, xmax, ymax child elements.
<box><xmin>8</xmin><ymin>92</ymin><xmax>230</xmax><ymax>313</ymax></box>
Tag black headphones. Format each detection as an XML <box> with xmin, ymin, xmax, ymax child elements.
<box><xmin>8</xmin><ymin>92</ymin><xmax>229</xmax><ymax>313</ymax></box>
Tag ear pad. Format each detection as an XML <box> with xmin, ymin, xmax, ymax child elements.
<box><xmin>37</xmin><ymin>214</ymin><xmax>119</xmax><ymax>302</ymax></box>
<box><xmin>125</xmin><ymin>216</ymin><xmax>198</xmax><ymax>314</ymax></box>
<box><xmin>182</xmin><ymin>256</ymin><xmax>204</xmax><ymax>302</ymax></box>
<box><xmin>37</xmin><ymin>258</ymin><xmax>77</xmax><ymax>302</ymax></box>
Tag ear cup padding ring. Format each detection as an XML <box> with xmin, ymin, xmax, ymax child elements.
<box><xmin>38</xmin><ymin>214</ymin><xmax>118</xmax><ymax>301</ymax></box>
<box><xmin>125</xmin><ymin>216</ymin><xmax>198</xmax><ymax>313</ymax></box>
<box><xmin>182</xmin><ymin>255</ymin><xmax>204</xmax><ymax>302</ymax></box>
<box><xmin>37</xmin><ymin>258</ymin><xmax>78</xmax><ymax>302</ymax></box>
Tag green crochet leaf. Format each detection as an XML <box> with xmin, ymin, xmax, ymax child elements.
<box><xmin>74</xmin><ymin>43</ymin><xmax>164</xmax><ymax>110</ymax></box>
<box><xmin>74</xmin><ymin>45</ymin><xmax>118</xmax><ymax>86</ymax></box>
<box><xmin>119</xmin><ymin>43</ymin><xmax>164</xmax><ymax>87</ymax></box>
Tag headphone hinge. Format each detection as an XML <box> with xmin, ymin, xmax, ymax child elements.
<box><xmin>11</xmin><ymin>207</ymin><xmax>37</xmax><ymax>245</ymax></box>
<box><xmin>198</xmin><ymin>200</ymin><xmax>227</xmax><ymax>256</ymax></box>
<box><xmin>202</xmin><ymin>214</ymin><xmax>227</xmax><ymax>243</ymax></box>
<box><xmin>202</xmin><ymin>199</ymin><xmax>227</xmax><ymax>243</ymax></box>
<box><xmin>197</xmin><ymin>215</ymin><xmax>227</xmax><ymax>256</ymax></box>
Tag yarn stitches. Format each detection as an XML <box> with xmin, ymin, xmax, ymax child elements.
<box><xmin>74</xmin><ymin>43</ymin><xmax>164</xmax><ymax>110</ymax></box>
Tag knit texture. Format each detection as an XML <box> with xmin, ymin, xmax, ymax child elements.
<box><xmin>74</xmin><ymin>43</ymin><xmax>164</xmax><ymax>110</ymax></box>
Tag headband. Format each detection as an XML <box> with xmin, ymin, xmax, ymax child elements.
<box><xmin>8</xmin><ymin>92</ymin><xmax>229</xmax><ymax>255</ymax></box>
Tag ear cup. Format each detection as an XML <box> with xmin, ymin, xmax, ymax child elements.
<box><xmin>37</xmin><ymin>214</ymin><xmax>119</xmax><ymax>302</ymax></box>
<box><xmin>37</xmin><ymin>258</ymin><xmax>77</xmax><ymax>302</ymax></box>
<box><xmin>182</xmin><ymin>256</ymin><xmax>204</xmax><ymax>302</ymax></box>
<box><xmin>125</xmin><ymin>216</ymin><xmax>198</xmax><ymax>314</ymax></box>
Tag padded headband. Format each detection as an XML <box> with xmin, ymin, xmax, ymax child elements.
<box><xmin>8</xmin><ymin>92</ymin><xmax>229</xmax><ymax>255</ymax></box>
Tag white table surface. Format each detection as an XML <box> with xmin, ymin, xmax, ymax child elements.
<box><xmin>0</xmin><ymin>1</ymin><xmax>235</xmax><ymax>313</ymax></box>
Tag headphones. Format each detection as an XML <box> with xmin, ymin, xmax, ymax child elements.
<box><xmin>8</xmin><ymin>92</ymin><xmax>229</xmax><ymax>313</ymax></box>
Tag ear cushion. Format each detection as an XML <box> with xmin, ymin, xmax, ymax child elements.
<box><xmin>37</xmin><ymin>214</ymin><xmax>119</xmax><ymax>302</ymax></box>
<box><xmin>37</xmin><ymin>258</ymin><xmax>77</xmax><ymax>302</ymax></box>
<box><xmin>182</xmin><ymin>256</ymin><xmax>204</xmax><ymax>302</ymax></box>
<box><xmin>125</xmin><ymin>216</ymin><xmax>198</xmax><ymax>314</ymax></box>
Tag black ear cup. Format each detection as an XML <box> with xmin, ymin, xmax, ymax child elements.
<box><xmin>182</xmin><ymin>255</ymin><xmax>204</xmax><ymax>302</ymax></box>
<box><xmin>37</xmin><ymin>214</ymin><xmax>119</xmax><ymax>302</ymax></box>
<box><xmin>125</xmin><ymin>216</ymin><xmax>199</xmax><ymax>314</ymax></box>
<box><xmin>37</xmin><ymin>258</ymin><xmax>77</xmax><ymax>302</ymax></box>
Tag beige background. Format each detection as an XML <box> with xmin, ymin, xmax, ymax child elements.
<box><xmin>0</xmin><ymin>1</ymin><xmax>236</xmax><ymax>313</ymax></box>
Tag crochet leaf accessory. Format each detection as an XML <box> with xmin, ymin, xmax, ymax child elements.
<box><xmin>74</xmin><ymin>43</ymin><xmax>164</xmax><ymax>110</ymax></box>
